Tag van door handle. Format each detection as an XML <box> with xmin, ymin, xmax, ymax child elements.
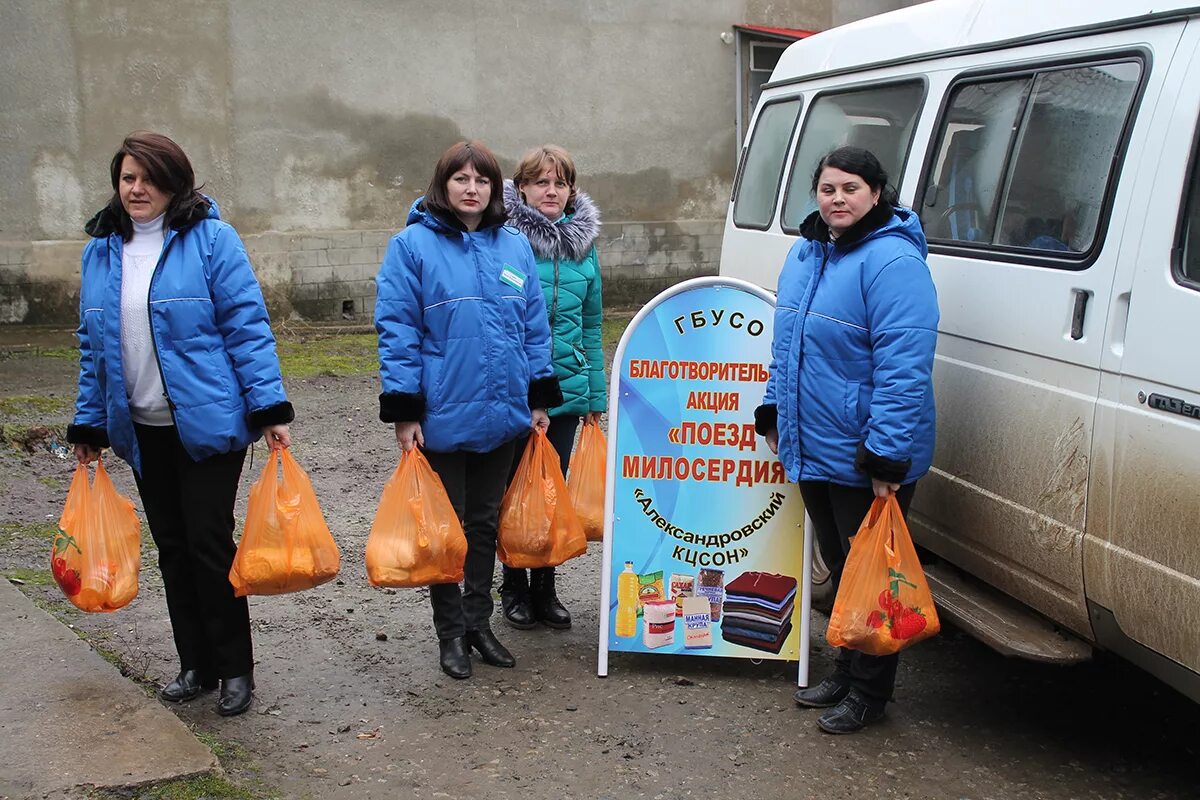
<box><xmin>1108</xmin><ymin>291</ymin><xmax>1130</xmax><ymax>357</ymax></box>
<box><xmin>1070</xmin><ymin>289</ymin><xmax>1090</xmax><ymax>340</ymax></box>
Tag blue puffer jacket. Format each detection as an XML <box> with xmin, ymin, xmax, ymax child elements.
<box><xmin>375</xmin><ymin>199</ymin><xmax>561</xmax><ymax>453</ymax></box>
<box><xmin>756</xmin><ymin>204</ymin><xmax>939</xmax><ymax>487</ymax></box>
<box><xmin>67</xmin><ymin>198</ymin><xmax>293</xmax><ymax>477</ymax></box>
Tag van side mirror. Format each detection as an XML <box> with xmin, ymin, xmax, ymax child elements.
<box><xmin>924</xmin><ymin>184</ymin><xmax>940</xmax><ymax>208</ymax></box>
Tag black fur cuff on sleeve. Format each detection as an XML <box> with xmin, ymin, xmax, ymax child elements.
<box><xmin>855</xmin><ymin>442</ymin><xmax>911</xmax><ymax>484</ymax></box>
<box><xmin>66</xmin><ymin>424</ymin><xmax>109</xmax><ymax>449</ymax></box>
<box><xmin>248</xmin><ymin>401</ymin><xmax>295</xmax><ymax>429</ymax></box>
<box><xmin>754</xmin><ymin>404</ymin><xmax>778</xmax><ymax>436</ymax></box>
<box><xmin>379</xmin><ymin>391</ymin><xmax>425</xmax><ymax>423</ymax></box>
<box><xmin>529</xmin><ymin>376</ymin><xmax>564</xmax><ymax>410</ymax></box>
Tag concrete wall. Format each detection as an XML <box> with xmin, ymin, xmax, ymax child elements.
<box><xmin>0</xmin><ymin>0</ymin><xmax>919</xmax><ymax>324</ymax></box>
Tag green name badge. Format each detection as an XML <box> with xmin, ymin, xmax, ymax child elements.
<box><xmin>499</xmin><ymin>265</ymin><xmax>525</xmax><ymax>290</ymax></box>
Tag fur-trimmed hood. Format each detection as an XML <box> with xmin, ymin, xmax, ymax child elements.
<box><xmin>503</xmin><ymin>180</ymin><xmax>600</xmax><ymax>262</ymax></box>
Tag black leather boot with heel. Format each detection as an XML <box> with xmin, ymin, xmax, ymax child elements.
<box><xmin>438</xmin><ymin>636</ymin><xmax>471</xmax><ymax>679</ymax></box>
<box><xmin>465</xmin><ymin>628</ymin><xmax>515</xmax><ymax>668</ymax></box>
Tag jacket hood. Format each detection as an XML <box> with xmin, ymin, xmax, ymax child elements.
<box><xmin>407</xmin><ymin>197</ymin><xmax>450</xmax><ymax>232</ymax></box>
<box><xmin>83</xmin><ymin>195</ymin><xmax>219</xmax><ymax>239</ymax></box>
<box><xmin>407</xmin><ymin>196</ymin><xmax>508</xmax><ymax>236</ymax></box>
<box><xmin>798</xmin><ymin>203</ymin><xmax>927</xmax><ymax>257</ymax></box>
<box><xmin>503</xmin><ymin>180</ymin><xmax>600</xmax><ymax>262</ymax></box>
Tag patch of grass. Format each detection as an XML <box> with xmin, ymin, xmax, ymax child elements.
<box><xmin>603</xmin><ymin>316</ymin><xmax>632</xmax><ymax>348</ymax></box>
<box><xmin>93</xmin><ymin>640</ymin><xmax>124</xmax><ymax>670</ymax></box>
<box><xmin>0</xmin><ymin>347</ymin><xmax>78</xmax><ymax>362</ymax></box>
<box><xmin>0</xmin><ymin>520</ymin><xmax>58</xmax><ymax>547</ymax></box>
<box><xmin>28</xmin><ymin>592</ymin><xmax>77</xmax><ymax>617</ymax></box>
<box><xmin>90</xmin><ymin>771</ymin><xmax>268</xmax><ymax>800</ymax></box>
<box><xmin>38</xmin><ymin>474</ymin><xmax>65</xmax><ymax>489</ymax></box>
<box><xmin>194</xmin><ymin>731</ymin><xmax>252</xmax><ymax>764</ymax></box>
<box><xmin>1</xmin><ymin>423</ymin><xmax>28</xmax><ymax>447</ymax></box>
<box><xmin>6</xmin><ymin>567</ymin><xmax>54</xmax><ymax>586</ymax></box>
<box><xmin>2</xmin><ymin>422</ymin><xmax>67</xmax><ymax>451</ymax></box>
<box><xmin>276</xmin><ymin>334</ymin><xmax>376</xmax><ymax>378</ymax></box>
<box><xmin>0</xmin><ymin>394</ymin><xmax>72</xmax><ymax>417</ymax></box>
<box><xmin>36</xmin><ymin>347</ymin><xmax>78</xmax><ymax>360</ymax></box>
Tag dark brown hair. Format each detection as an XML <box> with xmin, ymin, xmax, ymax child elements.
<box><xmin>105</xmin><ymin>131</ymin><xmax>210</xmax><ymax>240</ymax></box>
<box><xmin>811</xmin><ymin>145</ymin><xmax>899</xmax><ymax>207</ymax></box>
<box><xmin>422</xmin><ymin>140</ymin><xmax>507</xmax><ymax>229</ymax></box>
<box><xmin>512</xmin><ymin>144</ymin><xmax>578</xmax><ymax>214</ymax></box>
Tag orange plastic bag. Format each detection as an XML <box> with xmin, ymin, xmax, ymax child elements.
<box><xmin>826</xmin><ymin>494</ymin><xmax>940</xmax><ymax>655</ymax></box>
<box><xmin>365</xmin><ymin>448</ymin><xmax>467</xmax><ymax>588</ymax></box>
<box><xmin>229</xmin><ymin>448</ymin><xmax>341</xmax><ymax>596</ymax></box>
<box><xmin>567</xmin><ymin>420</ymin><xmax>607</xmax><ymax>542</ymax></box>
<box><xmin>52</xmin><ymin>460</ymin><xmax>140</xmax><ymax>612</ymax></box>
<box><xmin>498</xmin><ymin>430</ymin><xmax>588</xmax><ymax>568</ymax></box>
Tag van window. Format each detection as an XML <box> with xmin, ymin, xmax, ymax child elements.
<box><xmin>780</xmin><ymin>82</ymin><xmax>924</xmax><ymax>230</ymax></box>
<box><xmin>1180</xmin><ymin>137</ymin><xmax>1200</xmax><ymax>288</ymax></box>
<box><xmin>733</xmin><ymin>98</ymin><xmax>803</xmax><ymax>229</ymax></box>
<box><xmin>922</xmin><ymin>60</ymin><xmax>1142</xmax><ymax>259</ymax></box>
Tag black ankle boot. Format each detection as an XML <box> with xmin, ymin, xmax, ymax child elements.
<box><xmin>438</xmin><ymin>637</ymin><xmax>471</xmax><ymax>679</ymax></box>
<box><xmin>216</xmin><ymin>673</ymin><xmax>254</xmax><ymax>717</ymax></box>
<box><xmin>465</xmin><ymin>628</ymin><xmax>515</xmax><ymax>667</ymax></box>
<box><xmin>530</xmin><ymin>567</ymin><xmax>571</xmax><ymax>629</ymax></box>
<box><xmin>159</xmin><ymin>669</ymin><xmax>218</xmax><ymax>703</ymax></box>
<box><xmin>499</xmin><ymin>566</ymin><xmax>536</xmax><ymax>630</ymax></box>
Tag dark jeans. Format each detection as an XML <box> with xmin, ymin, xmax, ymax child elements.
<box><xmin>798</xmin><ymin>480</ymin><xmax>917</xmax><ymax>703</ymax></box>
<box><xmin>425</xmin><ymin>439</ymin><xmax>518</xmax><ymax>640</ymax></box>
<box><xmin>502</xmin><ymin>414</ymin><xmax>581</xmax><ymax>589</ymax></box>
<box><xmin>133</xmin><ymin>423</ymin><xmax>251</xmax><ymax>679</ymax></box>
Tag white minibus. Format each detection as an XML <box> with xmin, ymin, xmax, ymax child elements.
<box><xmin>720</xmin><ymin>0</ymin><xmax>1200</xmax><ymax>701</ymax></box>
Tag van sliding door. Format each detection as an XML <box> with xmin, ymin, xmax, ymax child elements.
<box><xmin>909</xmin><ymin>49</ymin><xmax>1157</xmax><ymax>638</ymax></box>
<box><xmin>1086</xmin><ymin>27</ymin><xmax>1200</xmax><ymax>692</ymax></box>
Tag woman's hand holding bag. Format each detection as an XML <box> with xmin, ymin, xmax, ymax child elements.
<box><xmin>826</xmin><ymin>494</ymin><xmax>940</xmax><ymax>655</ymax></box>
<box><xmin>229</xmin><ymin>448</ymin><xmax>341</xmax><ymax>596</ymax></box>
<box><xmin>52</xmin><ymin>459</ymin><xmax>140</xmax><ymax>612</ymax></box>
<box><xmin>567</xmin><ymin>419</ymin><xmax>607</xmax><ymax>542</ymax></box>
<box><xmin>498</xmin><ymin>429</ymin><xmax>587</xmax><ymax>568</ymax></box>
<box><xmin>366</xmin><ymin>447</ymin><xmax>466</xmax><ymax>587</ymax></box>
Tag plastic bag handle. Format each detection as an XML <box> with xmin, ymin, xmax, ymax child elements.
<box><xmin>880</xmin><ymin>494</ymin><xmax>902</xmax><ymax>560</ymax></box>
<box><xmin>273</xmin><ymin>448</ymin><xmax>303</xmax><ymax>518</ymax></box>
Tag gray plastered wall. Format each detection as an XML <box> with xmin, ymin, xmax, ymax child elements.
<box><xmin>0</xmin><ymin>0</ymin><xmax>919</xmax><ymax>323</ymax></box>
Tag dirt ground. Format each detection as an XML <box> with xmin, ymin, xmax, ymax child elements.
<box><xmin>1</xmin><ymin>329</ymin><xmax>1198</xmax><ymax>800</ymax></box>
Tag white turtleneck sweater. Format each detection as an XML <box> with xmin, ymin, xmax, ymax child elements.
<box><xmin>120</xmin><ymin>214</ymin><xmax>173</xmax><ymax>426</ymax></box>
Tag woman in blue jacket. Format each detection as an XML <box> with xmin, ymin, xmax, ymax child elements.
<box><xmin>755</xmin><ymin>146</ymin><xmax>939</xmax><ymax>734</ymax></box>
<box><xmin>498</xmin><ymin>145</ymin><xmax>606</xmax><ymax>631</ymax></box>
<box><xmin>68</xmin><ymin>131</ymin><xmax>293</xmax><ymax>717</ymax></box>
<box><xmin>375</xmin><ymin>140</ymin><xmax>562</xmax><ymax>680</ymax></box>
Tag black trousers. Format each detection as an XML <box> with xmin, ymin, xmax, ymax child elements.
<box><xmin>798</xmin><ymin>480</ymin><xmax>917</xmax><ymax>703</ymax></box>
<box><xmin>133</xmin><ymin>424</ymin><xmax>251</xmax><ymax>679</ymax></box>
<box><xmin>503</xmin><ymin>414</ymin><xmax>581</xmax><ymax>587</ymax></box>
<box><xmin>425</xmin><ymin>439</ymin><xmax>518</xmax><ymax>640</ymax></box>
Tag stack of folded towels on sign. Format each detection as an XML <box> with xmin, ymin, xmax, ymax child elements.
<box><xmin>720</xmin><ymin>571</ymin><xmax>798</xmax><ymax>654</ymax></box>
